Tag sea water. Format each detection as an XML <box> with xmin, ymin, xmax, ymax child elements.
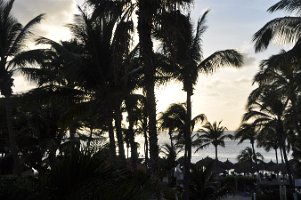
<box><xmin>135</xmin><ymin>131</ymin><xmax>286</xmax><ymax>163</ymax></box>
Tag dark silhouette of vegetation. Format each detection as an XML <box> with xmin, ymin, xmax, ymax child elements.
<box><xmin>10</xmin><ymin>0</ymin><xmax>301</xmax><ymax>200</ymax></box>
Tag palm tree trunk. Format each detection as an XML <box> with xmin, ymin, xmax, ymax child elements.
<box><xmin>87</xmin><ymin>127</ymin><xmax>93</xmax><ymax>148</ymax></box>
<box><xmin>290</xmin><ymin>94</ymin><xmax>301</xmax><ymax>136</ymax></box>
<box><xmin>108</xmin><ymin>116</ymin><xmax>116</xmax><ymax>159</ymax></box>
<box><xmin>138</xmin><ymin>2</ymin><xmax>161</xmax><ymax>198</ymax></box>
<box><xmin>128</xmin><ymin>115</ymin><xmax>138</xmax><ymax>170</ymax></box>
<box><xmin>215</xmin><ymin>145</ymin><xmax>218</xmax><ymax>161</ymax></box>
<box><xmin>184</xmin><ymin>91</ymin><xmax>192</xmax><ymax>200</ymax></box>
<box><xmin>251</xmin><ymin>141</ymin><xmax>259</xmax><ymax>174</ymax></box>
<box><xmin>137</xmin><ymin>0</ymin><xmax>159</xmax><ymax>178</ymax></box>
<box><xmin>168</xmin><ymin>129</ymin><xmax>174</xmax><ymax>151</ymax></box>
<box><xmin>275</xmin><ymin>148</ymin><xmax>279</xmax><ymax>165</ymax></box>
<box><xmin>142</xmin><ymin>103</ymin><xmax>149</xmax><ymax>169</ymax></box>
<box><xmin>69</xmin><ymin>124</ymin><xmax>77</xmax><ymax>149</ymax></box>
<box><xmin>5</xmin><ymin>96</ymin><xmax>20</xmax><ymax>175</ymax></box>
<box><xmin>280</xmin><ymin>146</ymin><xmax>284</xmax><ymax>164</ymax></box>
<box><xmin>114</xmin><ymin>108</ymin><xmax>125</xmax><ymax>160</ymax></box>
<box><xmin>144</xmin><ymin>128</ymin><xmax>149</xmax><ymax>168</ymax></box>
<box><xmin>277</xmin><ymin>120</ymin><xmax>294</xmax><ymax>188</ymax></box>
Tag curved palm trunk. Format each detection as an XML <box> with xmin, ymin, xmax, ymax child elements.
<box><xmin>137</xmin><ymin>0</ymin><xmax>159</xmax><ymax>178</ymax></box>
<box><xmin>5</xmin><ymin>96</ymin><xmax>20</xmax><ymax>175</ymax></box>
<box><xmin>184</xmin><ymin>91</ymin><xmax>192</xmax><ymax>200</ymax></box>
<box><xmin>251</xmin><ymin>141</ymin><xmax>259</xmax><ymax>174</ymax></box>
<box><xmin>114</xmin><ymin>107</ymin><xmax>125</xmax><ymax>161</ymax></box>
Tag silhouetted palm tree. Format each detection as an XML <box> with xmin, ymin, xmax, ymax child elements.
<box><xmin>137</xmin><ymin>2</ymin><xmax>194</xmax><ymax>187</ymax></box>
<box><xmin>235</xmin><ymin>123</ymin><xmax>260</xmax><ymax>169</ymax></box>
<box><xmin>0</xmin><ymin>0</ymin><xmax>44</xmax><ymax>174</ymax></box>
<box><xmin>194</xmin><ymin>121</ymin><xmax>232</xmax><ymax>161</ymax></box>
<box><xmin>155</xmin><ymin>11</ymin><xmax>243</xmax><ymax>197</ymax></box>
<box><xmin>237</xmin><ymin>147</ymin><xmax>264</xmax><ymax>171</ymax></box>
<box><xmin>243</xmin><ymin>86</ymin><xmax>295</xmax><ymax>187</ymax></box>
<box><xmin>66</xmin><ymin>1</ymin><xmax>138</xmax><ymax>161</ymax></box>
<box><xmin>253</xmin><ymin>0</ymin><xmax>301</xmax><ymax>52</ymax></box>
<box><xmin>256</xmin><ymin>127</ymin><xmax>280</xmax><ymax>165</ymax></box>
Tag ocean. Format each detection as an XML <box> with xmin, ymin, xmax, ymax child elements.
<box><xmin>135</xmin><ymin>131</ymin><xmax>286</xmax><ymax>163</ymax></box>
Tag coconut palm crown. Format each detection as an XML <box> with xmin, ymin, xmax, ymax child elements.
<box><xmin>194</xmin><ymin>121</ymin><xmax>233</xmax><ymax>161</ymax></box>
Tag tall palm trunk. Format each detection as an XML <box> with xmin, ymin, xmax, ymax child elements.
<box><xmin>184</xmin><ymin>91</ymin><xmax>192</xmax><ymax>200</ymax></box>
<box><xmin>277</xmin><ymin>120</ymin><xmax>294</xmax><ymax>188</ymax></box>
<box><xmin>275</xmin><ymin>148</ymin><xmax>279</xmax><ymax>165</ymax></box>
<box><xmin>251</xmin><ymin>141</ymin><xmax>259</xmax><ymax>174</ymax></box>
<box><xmin>87</xmin><ymin>127</ymin><xmax>93</xmax><ymax>148</ymax></box>
<box><xmin>69</xmin><ymin>123</ymin><xmax>78</xmax><ymax>150</ymax></box>
<box><xmin>128</xmin><ymin>112</ymin><xmax>138</xmax><ymax>170</ymax></box>
<box><xmin>142</xmin><ymin>99</ymin><xmax>149</xmax><ymax>168</ymax></box>
<box><xmin>114</xmin><ymin>107</ymin><xmax>125</xmax><ymax>160</ymax></box>
<box><xmin>168</xmin><ymin>129</ymin><xmax>174</xmax><ymax>151</ymax></box>
<box><xmin>280</xmin><ymin>146</ymin><xmax>285</xmax><ymax>164</ymax></box>
<box><xmin>5</xmin><ymin>96</ymin><xmax>20</xmax><ymax>175</ymax></box>
<box><xmin>137</xmin><ymin>0</ymin><xmax>159</xmax><ymax>176</ymax></box>
<box><xmin>214</xmin><ymin>145</ymin><xmax>218</xmax><ymax>161</ymax></box>
<box><xmin>144</xmin><ymin>128</ymin><xmax>149</xmax><ymax>168</ymax></box>
<box><xmin>108</xmin><ymin>116</ymin><xmax>116</xmax><ymax>159</ymax></box>
<box><xmin>290</xmin><ymin>93</ymin><xmax>301</xmax><ymax>136</ymax></box>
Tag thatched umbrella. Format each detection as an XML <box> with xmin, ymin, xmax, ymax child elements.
<box><xmin>269</xmin><ymin>163</ymin><xmax>287</xmax><ymax>174</ymax></box>
<box><xmin>222</xmin><ymin>158</ymin><xmax>234</xmax><ymax>170</ymax></box>
<box><xmin>195</xmin><ymin>156</ymin><xmax>214</xmax><ymax>166</ymax></box>
<box><xmin>265</xmin><ymin>160</ymin><xmax>277</xmax><ymax>171</ymax></box>
<box><xmin>234</xmin><ymin>161</ymin><xmax>252</xmax><ymax>174</ymax></box>
<box><xmin>196</xmin><ymin>157</ymin><xmax>226</xmax><ymax>174</ymax></box>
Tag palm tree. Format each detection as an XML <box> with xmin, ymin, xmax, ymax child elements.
<box><xmin>155</xmin><ymin>10</ymin><xmax>243</xmax><ymax>198</ymax></box>
<box><xmin>64</xmin><ymin>0</ymin><xmax>139</xmax><ymax>161</ymax></box>
<box><xmin>0</xmin><ymin>0</ymin><xmax>44</xmax><ymax>174</ymax></box>
<box><xmin>158</xmin><ymin>103</ymin><xmax>186</xmax><ymax>151</ymax></box>
<box><xmin>253</xmin><ymin>0</ymin><xmax>301</xmax><ymax>52</ymax></box>
<box><xmin>194</xmin><ymin>121</ymin><xmax>233</xmax><ymax>161</ymax></box>
<box><xmin>235</xmin><ymin>123</ymin><xmax>260</xmax><ymax>168</ymax></box>
<box><xmin>237</xmin><ymin>147</ymin><xmax>264</xmax><ymax>170</ymax></box>
<box><xmin>243</xmin><ymin>86</ymin><xmax>296</xmax><ymax>187</ymax></box>
<box><xmin>159</xmin><ymin>103</ymin><xmax>207</xmax><ymax>148</ymax></box>
<box><xmin>136</xmin><ymin>0</ymin><xmax>193</xmax><ymax>183</ymax></box>
<box><xmin>124</xmin><ymin>94</ymin><xmax>145</xmax><ymax>170</ymax></box>
<box><xmin>256</xmin><ymin>127</ymin><xmax>280</xmax><ymax>165</ymax></box>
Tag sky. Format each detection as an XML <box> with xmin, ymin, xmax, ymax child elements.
<box><xmin>10</xmin><ymin>0</ymin><xmax>290</xmax><ymax>130</ymax></box>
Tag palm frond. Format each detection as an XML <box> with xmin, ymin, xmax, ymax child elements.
<box><xmin>191</xmin><ymin>10</ymin><xmax>209</xmax><ymax>61</ymax></box>
<box><xmin>8</xmin><ymin>49</ymin><xmax>47</xmax><ymax>69</ymax></box>
<box><xmin>268</xmin><ymin>0</ymin><xmax>301</xmax><ymax>13</ymax></box>
<box><xmin>2</xmin><ymin>0</ymin><xmax>14</xmax><ymax>21</ymax></box>
<box><xmin>8</xmin><ymin>14</ymin><xmax>45</xmax><ymax>55</ymax></box>
<box><xmin>253</xmin><ymin>17</ymin><xmax>301</xmax><ymax>52</ymax></box>
<box><xmin>198</xmin><ymin>49</ymin><xmax>243</xmax><ymax>73</ymax></box>
<box><xmin>191</xmin><ymin>113</ymin><xmax>207</xmax><ymax>130</ymax></box>
<box><xmin>243</xmin><ymin>110</ymin><xmax>272</xmax><ymax>122</ymax></box>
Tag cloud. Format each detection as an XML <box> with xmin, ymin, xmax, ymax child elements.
<box><xmin>206</xmin><ymin>92</ymin><xmax>219</xmax><ymax>97</ymax></box>
<box><xmin>12</xmin><ymin>75</ymin><xmax>36</xmax><ymax>94</ymax></box>
<box><xmin>242</xmin><ymin>53</ymin><xmax>257</xmax><ymax>66</ymax></box>
<box><xmin>234</xmin><ymin>78</ymin><xmax>252</xmax><ymax>84</ymax></box>
<box><xmin>12</xmin><ymin>0</ymin><xmax>76</xmax><ymax>40</ymax></box>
